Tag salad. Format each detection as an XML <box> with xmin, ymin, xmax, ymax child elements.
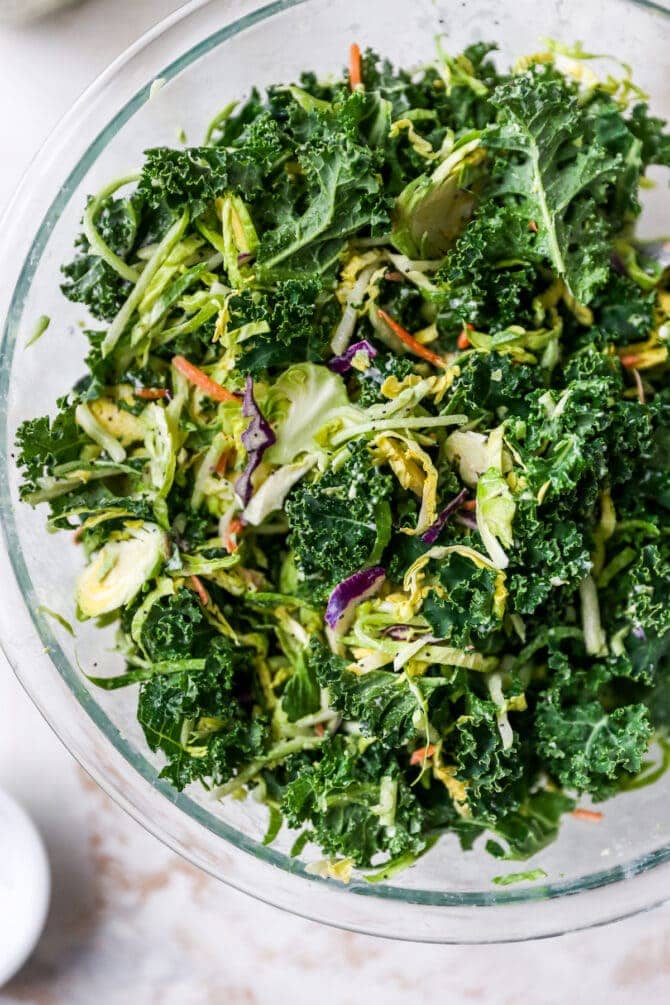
<box><xmin>17</xmin><ymin>40</ymin><xmax>670</xmax><ymax>883</ymax></box>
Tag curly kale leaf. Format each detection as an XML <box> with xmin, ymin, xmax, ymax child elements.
<box><xmin>353</xmin><ymin>350</ymin><xmax>417</xmax><ymax>407</ymax></box>
<box><xmin>627</xmin><ymin>103</ymin><xmax>670</xmax><ymax>168</ymax></box>
<box><xmin>137</xmin><ymin>636</ymin><xmax>267</xmax><ymax>789</ymax></box>
<box><xmin>438</xmin><ymin>204</ymin><xmax>543</xmax><ymax>332</ymax></box>
<box><xmin>510</xmin><ymin>351</ymin><xmax>652</xmax><ymax>505</ymax></box>
<box><xmin>450</xmin><ymin>691</ymin><xmax>523</xmax><ymax>816</ymax></box>
<box><xmin>285</xmin><ymin>446</ymin><xmax>393</xmax><ymax>601</ymax></box>
<box><xmin>590</xmin><ymin>272</ymin><xmax>656</xmax><ymax>347</ymax></box>
<box><xmin>138</xmin><ymin>144</ymin><xmax>272</xmax><ymax>216</ymax></box>
<box><xmin>508</xmin><ymin>502</ymin><xmax>590</xmax><ymax>614</ymax></box>
<box><xmin>441</xmin><ymin>352</ymin><xmax>541</xmax><ymax>422</ymax></box>
<box><xmin>232</xmin><ymin>276</ymin><xmax>336</xmax><ymax>374</ymax></box>
<box><xmin>61</xmin><ymin>195</ymin><xmax>139</xmax><ymax>321</ymax></box>
<box><xmin>139</xmin><ymin>590</ymin><xmax>216</xmax><ymax>663</ymax></box>
<box><xmin>535</xmin><ymin>697</ymin><xmax>651</xmax><ymax>798</ymax></box>
<box><xmin>599</xmin><ymin>544</ymin><xmax>670</xmax><ymax>685</ymax></box>
<box><xmin>16</xmin><ymin>398</ymin><xmax>85</xmax><ymax>496</ymax></box>
<box><xmin>482</xmin><ymin>789</ymin><xmax>576</xmax><ymax>861</ymax></box>
<box><xmin>257</xmin><ymin>135</ymin><xmax>390</xmax><ymax>278</ymax></box>
<box><xmin>485</xmin><ymin>72</ymin><xmax>622</xmax><ymax>303</ymax></box>
<box><xmin>233</xmin><ymin>277</ymin><xmax>323</xmax><ymax>346</ymax></box>
<box><xmin>423</xmin><ymin>551</ymin><xmax>502</xmax><ymax>646</ymax></box>
<box><xmin>360</xmin><ymin>43</ymin><xmax>501</xmax><ymax>134</ymax></box>
<box><xmin>281</xmin><ymin>734</ymin><xmax>426</xmax><ymax>865</ymax></box>
<box><xmin>314</xmin><ymin>642</ymin><xmax>451</xmax><ymax>747</ymax></box>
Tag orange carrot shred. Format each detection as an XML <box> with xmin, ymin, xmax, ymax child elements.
<box><xmin>172</xmin><ymin>355</ymin><xmax>240</xmax><ymax>403</ymax></box>
<box><xmin>134</xmin><ymin>387</ymin><xmax>170</xmax><ymax>400</ymax></box>
<box><xmin>314</xmin><ymin>723</ymin><xmax>326</xmax><ymax>737</ymax></box>
<box><xmin>461</xmin><ymin>499</ymin><xmax>477</xmax><ymax>511</ymax></box>
<box><xmin>189</xmin><ymin>575</ymin><xmax>210</xmax><ymax>606</ymax></box>
<box><xmin>619</xmin><ymin>354</ymin><xmax>639</xmax><ymax>369</ymax></box>
<box><xmin>377</xmin><ymin>309</ymin><xmax>447</xmax><ymax>369</ymax></box>
<box><xmin>385</xmin><ymin>271</ymin><xmax>405</xmax><ymax>282</ymax></box>
<box><xmin>528</xmin><ymin>219</ymin><xmax>539</xmax><ymax>233</ymax></box>
<box><xmin>410</xmin><ymin>744</ymin><xmax>436</xmax><ymax>766</ymax></box>
<box><xmin>349</xmin><ymin>43</ymin><xmax>362</xmax><ymax>90</ymax></box>
<box><xmin>457</xmin><ymin>329</ymin><xmax>471</xmax><ymax>350</ymax></box>
<box><xmin>224</xmin><ymin>517</ymin><xmax>245</xmax><ymax>554</ymax></box>
<box><xmin>571</xmin><ymin>809</ymin><xmax>603</xmax><ymax>822</ymax></box>
<box><xmin>215</xmin><ymin>451</ymin><xmax>230</xmax><ymax>477</ymax></box>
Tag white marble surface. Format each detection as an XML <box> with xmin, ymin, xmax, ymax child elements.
<box><xmin>1</xmin><ymin>3</ymin><xmax>670</xmax><ymax>1002</ymax></box>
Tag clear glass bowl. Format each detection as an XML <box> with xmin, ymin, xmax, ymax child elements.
<box><xmin>1</xmin><ymin>0</ymin><xmax>669</xmax><ymax>944</ymax></box>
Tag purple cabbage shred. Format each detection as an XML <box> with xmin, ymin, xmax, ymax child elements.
<box><xmin>421</xmin><ymin>487</ymin><xmax>469</xmax><ymax>544</ymax></box>
<box><xmin>327</xmin><ymin>340</ymin><xmax>378</xmax><ymax>375</ymax></box>
<box><xmin>234</xmin><ymin>376</ymin><xmax>276</xmax><ymax>505</ymax></box>
<box><xmin>325</xmin><ymin>566</ymin><xmax>386</xmax><ymax>630</ymax></box>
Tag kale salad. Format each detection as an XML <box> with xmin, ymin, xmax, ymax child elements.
<box><xmin>17</xmin><ymin>40</ymin><xmax>670</xmax><ymax>883</ymax></box>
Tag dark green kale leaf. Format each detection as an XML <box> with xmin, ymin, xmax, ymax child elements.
<box><xmin>285</xmin><ymin>445</ymin><xmax>393</xmax><ymax>601</ymax></box>
<box><xmin>484</xmin><ymin>71</ymin><xmax>622</xmax><ymax>303</ymax></box>
<box><xmin>16</xmin><ymin>397</ymin><xmax>85</xmax><ymax>496</ymax></box>
<box><xmin>600</xmin><ymin>544</ymin><xmax>670</xmax><ymax>685</ymax></box>
<box><xmin>281</xmin><ymin>734</ymin><xmax>426</xmax><ymax>865</ymax></box>
<box><xmin>441</xmin><ymin>352</ymin><xmax>541</xmax><ymax>422</ymax></box>
<box><xmin>257</xmin><ymin>135</ymin><xmax>390</xmax><ymax>279</ymax></box>
<box><xmin>61</xmin><ymin>195</ymin><xmax>139</xmax><ymax>321</ymax></box>
<box><xmin>535</xmin><ymin>696</ymin><xmax>651</xmax><ymax>798</ymax></box>
<box><xmin>511</xmin><ymin>350</ymin><xmax>651</xmax><ymax>505</ymax></box>
<box><xmin>314</xmin><ymin>642</ymin><xmax>451</xmax><ymax>747</ymax></box>
<box><xmin>482</xmin><ymin>789</ymin><xmax>576</xmax><ymax>860</ymax></box>
<box><xmin>139</xmin><ymin>590</ymin><xmax>215</xmax><ymax>663</ymax></box>
<box><xmin>137</xmin><ymin>636</ymin><xmax>267</xmax><ymax>789</ymax></box>
<box><xmin>589</xmin><ymin>272</ymin><xmax>656</xmax><ymax>347</ymax></box>
<box><xmin>232</xmin><ymin>275</ymin><xmax>336</xmax><ymax>374</ymax></box>
<box><xmin>627</xmin><ymin>103</ymin><xmax>670</xmax><ymax>168</ymax></box>
<box><xmin>248</xmin><ymin>277</ymin><xmax>324</xmax><ymax>346</ymax></box>
<box><xmin>450</xmin><ymin>691</ymin><xmax>523</xmax><ymax>818</ymax></box>
<box><xmin>360</xmin><ymin>43</ymin><xmax>501</xmax><ymax>134</ymax></box>
<box><xmin>423</xmin><ymin>551</ymin><xmax>502</xmax><ymax>646</ymax></box>
<box><xmin>508</xmin><ymin>502</ymin><xmax>590</xmax><ymax>614</ymax></box>
<box><xmin>138</xmin><ymin>145</ymin><xmax>270</xmax><ymax>216</ymax></box>
<box><xmin>437</xmin><ymin>204</ymin><xmax>543</xmax><ymax>333</ymax></box>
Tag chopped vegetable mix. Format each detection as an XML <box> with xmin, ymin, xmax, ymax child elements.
<box><xmin>16</xmin><ymin>38</ymin><xmax>670</xmax><ymax>880</ymax></box>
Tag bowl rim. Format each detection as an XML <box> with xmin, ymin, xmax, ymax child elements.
<box><xmin>1</xmin><ymin>0</ymin><xmax>670</xmax><ymax>942</ymax></box>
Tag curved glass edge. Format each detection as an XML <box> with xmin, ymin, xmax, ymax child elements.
<box><xmin>0</xmin><ymin>0</ymin><xmax>669</xmax><ymax>939</ymax></box>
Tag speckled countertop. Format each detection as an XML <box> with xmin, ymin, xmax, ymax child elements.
<box><xmin>1</xmin><ymin>4</ymin><xmax>670</xmax><ymax>1002</ymax></box>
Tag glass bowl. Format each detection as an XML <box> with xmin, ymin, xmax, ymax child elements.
<box><xmin>1</xmin><ymin>0</ymin><xmax>669</xmax><ymax>944</ymax></box>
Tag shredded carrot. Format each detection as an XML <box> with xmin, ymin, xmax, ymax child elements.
<box><xmin>134</xmin><ymin>387</ymin><xmax>170</xmax><ymax>400</ymax></box>
<box><xmin>349</xmin><ymin>43</ymin><xmax>362</xmax><ymax>90</ymax></box>
<box><xmin>224</xmin><ymin>517</ymin><xmax>245</xmax><ymax>554</ymax></box>
<box><xmin>461</xmin><ymin>499</ymin><xmax>477</xmax><ymax>512</ymax></box>
<box><xmin>528</xmin><ymin>219</ymin><xmax>539</xmax><ymax>233</ymax></box>
<box><xmin>215</xmin><ymin>451</ymin><xmax>230</xmax><ymax>477</ymax></box>
<box><xmin>314</xmin><ymin>722</ymin><xmax>326</xmax><ymax>737</ymax></box>
<box><xmin>377</xmin><ymin>309</ymin><xmax>448</xmax><ymax>369</ymax></box>
<box><xmin>457</xmin><ymin>323</ymin><xmax>474</xmax><ymax>350</ymax></box>
<box><xmin>410</xmin><ymin>744</ymin><xmax>436</xmax><ymax>766</ymax></box>
<box><xmin>619</xmin><ymin>354</ymin><xmax>639</xmax><ymax>369</ymax></box>
<box><xmin>571</xmin><ymin>809</ymin><xmax>603</xmax><ymax>822</ymax></box>
<box><xmin>385</xmin><ymin>271</ymin><xmax>405</xmax><ymax>282</ymax></box>
<box><xmin>189</xmin><ymin>575</ymin><xmax>210</xmax><ymax>606</ymax></box>
<box><xmin>172</xmin><ymin>355</ymin><xmax>240</xmax><ymax>403</ymax></box>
